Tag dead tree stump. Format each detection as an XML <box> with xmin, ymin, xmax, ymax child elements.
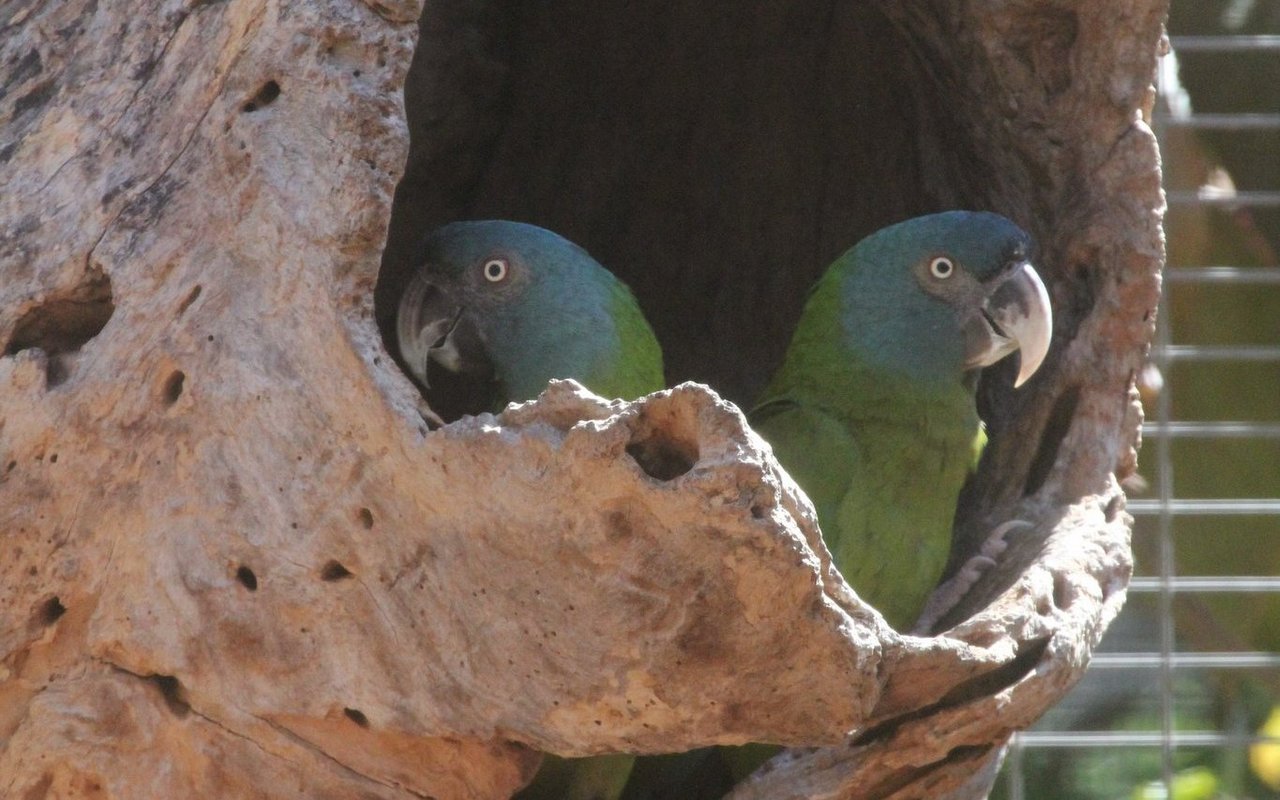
<box><xmin>1</xmin><ymin>1</ymin><xmax>1163</xmax><ymax>798</ymax></box>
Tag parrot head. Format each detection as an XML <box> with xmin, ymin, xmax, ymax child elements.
<box><xmin>396</xmin><ymin>220</ymin><xmax>662</xmax><ymax>410</ymax></box>
<box><xmin>824</xmin><ymin>210</ymin><xmax>1052</xmax><ymax>392</ymax></box>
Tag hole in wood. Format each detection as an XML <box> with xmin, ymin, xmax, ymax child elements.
<box><xmin>148</xmin><ymin>674</ymin><xmax>191</xmax><ymax>718</ymax></box>
<box><xmin>343</xmin><ymin>707</ymin><xmax>370</xmax><ymax>727</ymax></box>
<box><xmin>626</xmin><ymin>429</ymin><xmax>697</xmax><ymax>482</ymax></box>
<box><xmin>177</xmin><ymin>284</ymin><xmax>202</xmax><ymax>315</ymax></box>
<box><xmin>235</xmin><ymin>565</ymin><xmax>258</xmax><ymax>591</ymax></box>
<box><xmin>320</xmin><ymin>560</ymin><xmax>354</xmax><ymax>582</ymax></box>
<box><xmin>38</xmin><ymin>596</ymin><xmax>66</xmax><ymax>626</ymax></box>
<box><xmin>241</xmin><ymin>80</ymin><xmax>281</xmax><ymax>113</ymax></box>
<box><xmin>161</xmin><ymin>370</ymin><xmax>185</xmax><ymax>405</ymax></box>
<box><xmin>3</xmin><ymin>264</ymin><xmax>114</xmax><ymax>387</ymax></box>
<box><xmin>624</xmin><ymin>393</ymin><xmax>700</xmax><ymax>481</ymax></box>
<box><xmin>356</xmin><ymin>507</ymin><xmax>374</xmax><ymax>529</ymax></box>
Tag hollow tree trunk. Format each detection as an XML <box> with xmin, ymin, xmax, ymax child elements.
<box><xmin>1</xmin><ymin>1</ymin><xmax>1163</xmax><ymax>799</ymax></box>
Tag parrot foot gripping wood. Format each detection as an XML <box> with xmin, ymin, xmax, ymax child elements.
<box><xmin>913</xmin><ymin>520</ymin><xmax>1029</xmax><ymax>637</ymax></box>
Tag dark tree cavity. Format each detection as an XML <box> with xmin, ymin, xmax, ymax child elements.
<box><xmin>379</xmin><ymin>2</ymin><xmax>983</xmax><ymax>407</ymax></box>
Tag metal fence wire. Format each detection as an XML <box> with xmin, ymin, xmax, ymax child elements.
<box><xmin>998</xmin><ymin>33</ymin><xmax>1280</xmax><ymax>800</ymax></box>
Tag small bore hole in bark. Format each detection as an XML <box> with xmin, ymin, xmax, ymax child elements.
<box><xmin>149</xmin><ymin>674</ymin><xmax>191</xmax><ymax>717</ymax></box>
<box><xmin>235</xmin><ymin>565</ymin><xmax>258</xmax><ymax>591</ymax></box>
<box><xmin>343</xmin><ymin>707</ymin><xmax>370</xmax><ymax>727</ymax></box>
<box><xmin>357</xmin><ymin>507</ymin><xmax>374</xmax><ymax>529</ymax></box>
<box><xmin>177</xmin><ymin>284</ymin><xmax>202</xmax><ymax>315</ymax></box>
<box><xmin>320</xmin><ymin>560</ymin><xmax>354</xmax><ymax>581</ymax></box>
<box><xmin>162</xmin><ymin>370</ymin><xmax>185</xmax><ymax>405</ymax></box>
<box><xmin>38</xmin><ymin>596</ymin><xmax>66</xmax><ymax>626</ymax></box>
<box><xmin>242</xmin><ymin>80</ymin><xmax>281</xmax><ymax>112</ymax></box>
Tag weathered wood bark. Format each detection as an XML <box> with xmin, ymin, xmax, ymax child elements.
<box><xmin>1</xmin><ymin>2</ymin><xmax>1162</xmax><ymax>800</ymax></box>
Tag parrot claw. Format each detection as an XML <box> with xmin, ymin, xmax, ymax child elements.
<box><xmin>911</xmin><ymin>519</ymin><xmax>1032</xmax><ymax>635</ymax></box>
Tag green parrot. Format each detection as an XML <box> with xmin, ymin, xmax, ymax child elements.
<box><xmin>631</xmin><ymin>210</ymin><xmax>1054</xmax><ymax>794</ymax></box>
<box><xmin>750</xmin><ymin>210</ymin><xmax>1052</xmax><ymax>632</ymax></box>
<box><xmin>396</xmin><ymin>220</ymin><xmax>663</xmax><ymax>800</ymax></box>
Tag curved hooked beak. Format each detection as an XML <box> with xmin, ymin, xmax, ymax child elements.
<box><xmin>964</xmin><ymin>262</ymin><xmax>1053</xmax><ymax>387</ymax></box>
<box><xmin>396</xmin><ymin>273</ymin><xmax>488</xmax><ymax>387</ymax></box>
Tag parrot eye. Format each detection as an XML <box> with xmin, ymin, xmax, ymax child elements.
<box><xmin>482</xmin><ymin>258</ymin><xmax>509</xmax><ymax>283</ymax></box>
<box><xmin>929</xmin><ymin>257</ymin><xmax>955</xmax><ymax>279</ymax></box>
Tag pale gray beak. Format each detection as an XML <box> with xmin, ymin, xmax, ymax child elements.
<box><xmin>396</xmin><ymin>273</ymin><xmax>463</xmax><ymax>387</ymax></box>
<box><xmin>965</xmin><ymin>262</ymin><xmax>1053</xmax><ymax>387</ymax></box>
<box><xmin>396</xmin><ymin>272</ymin><xmax>492</xmax><ymax>388</ymax></box>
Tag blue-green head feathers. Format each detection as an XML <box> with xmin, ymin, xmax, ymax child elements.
<box><xmin>774</xmin><ymin>211</ymin><xmax>1043</xmax><ymax>400</ymax></box>
<box><xmin>838</xmin><ymin>211</ymin><xmax>1030</xmax><ymax>388</ymax></box>
<box><xmin>398</xmin><ymin>220</ymin><xmax>663</xmax><ymax>404</ymax></box>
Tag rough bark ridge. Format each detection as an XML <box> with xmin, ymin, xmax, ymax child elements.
<box><xmin>1</xmin><ymin>2</ymin><xmax>1161</xmax><ymax>800</ymax></box>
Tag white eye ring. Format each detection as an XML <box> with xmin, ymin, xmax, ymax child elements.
<box><xmin>929</xmin><ymin>256</ymin><xmax>955</xmax><ymax>279</ymax></box>
<box><xmin>482</xmin><ymin>258</ymin><xmax>509</xmax><ymax>283</ymax></box>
